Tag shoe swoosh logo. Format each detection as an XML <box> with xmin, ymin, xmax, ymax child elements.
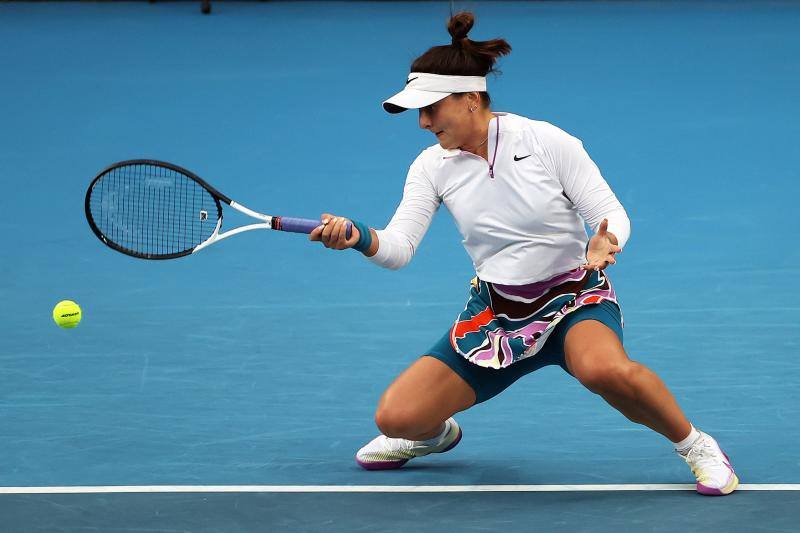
<box><xmin>514</xmin><ymin>154</ymin><xmax>531</xmax><ymax>161</ymax></box>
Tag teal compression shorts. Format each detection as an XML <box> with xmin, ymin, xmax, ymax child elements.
<box><xmin>425</xmin><ymin>299</ymin><xmax>623</xmax><ymax>404</ymax></box>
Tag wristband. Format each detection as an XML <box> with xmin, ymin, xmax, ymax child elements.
<box><xmin>351</xmin><ymin>220</ymin><xmax>373</xmax><ymax>253</ymax></box>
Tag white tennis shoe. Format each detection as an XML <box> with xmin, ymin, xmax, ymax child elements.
<box><xmin>677</xmin><ymin>430</ymin><xmax>739</xmax><ymax>495</ymax></box>
<box><xmin>356</xmin><ymin>418</ymin><xmax>462</xmax><ymax>470</ymax></box>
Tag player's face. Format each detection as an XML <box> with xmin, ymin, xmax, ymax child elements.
<box><xmin>418</xmin><ymin>95</ymin><xmax>474</xmax><ymax>150</ymax></box>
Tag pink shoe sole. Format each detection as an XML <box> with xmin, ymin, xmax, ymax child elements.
<box><xmin>696</xmin><ymin>451</ymin><xmax>739</xmax><ymax>496</ymax></box>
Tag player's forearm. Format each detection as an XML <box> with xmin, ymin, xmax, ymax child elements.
<box><xmin>364</xmin><ymin>228</ymin><xmax>415</xmax><ymax>270</ymax></box>
<box><xmin>600</xmin><ymin>209</ymin><xmax>629</xmax><ymax>248</ymax></box>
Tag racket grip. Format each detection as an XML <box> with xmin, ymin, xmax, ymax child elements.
<box><xmin>273</xmin><ymin>217</ymin><xmax>353</xmax><ymax>239</ymax></box>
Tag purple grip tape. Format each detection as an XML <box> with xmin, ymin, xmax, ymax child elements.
<box><xmin>276</xmin><ymin>217</ymin><xmax>352</xmax><ymax>239</ymax></box>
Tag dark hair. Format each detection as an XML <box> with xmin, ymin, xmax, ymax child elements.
<box><xmin>411</xmin><ymin>12</ymin><xmax>511</xmax><ymax>107</ymax></box>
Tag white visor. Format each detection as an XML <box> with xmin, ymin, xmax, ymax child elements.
<box><xmin>383</xmin><ymin>72</ymin><xmax>487</xmax><ymax>114</ymax></box>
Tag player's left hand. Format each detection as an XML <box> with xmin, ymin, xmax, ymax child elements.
<box><xmin>582</xmin><ymin>219</ymin><xmax>622</xmax><ymax>271</ymax></box>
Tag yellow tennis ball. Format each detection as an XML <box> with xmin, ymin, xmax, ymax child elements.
<box><xmin>53</xmin><ymin>300</ymin><xmax>82</xmax><ymax>329</ymax></box>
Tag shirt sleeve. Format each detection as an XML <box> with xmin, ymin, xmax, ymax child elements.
<box><xmin>368</xmin><ymin>155</ymin><xmax>441</xmax><ymax>270</ymax></box>
<box><xmin>535</xmin><ymin>122</ymin><xmax>631</xmax><ymax>249</ymax></box>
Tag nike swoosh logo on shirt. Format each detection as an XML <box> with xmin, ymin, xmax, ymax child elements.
<box><xmin>513</xmin><ymin>154</ymin><xmax>531</xmax><ymax>161</ymax></box>
<box><xmin>406</xmin><ymin>77</ymin><xmax>419</xmax><ymax>85</ymax></box>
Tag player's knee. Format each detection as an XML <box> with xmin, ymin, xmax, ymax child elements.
<box><xmin>374</xmin><ymin>406</ymin><xmax>422</xmax><ymax>438</ymax></box>
<box><xmin>575</xmin><ymin>359</ymin><xmax>638</xmax><ymax>395</ymax></box>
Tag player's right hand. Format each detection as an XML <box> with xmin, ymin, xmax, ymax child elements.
<box><xmin>309</xmin><ymin>213</ymin><xmax>359</xmax><ymax>250</ymax></box>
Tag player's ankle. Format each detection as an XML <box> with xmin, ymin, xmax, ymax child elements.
<box><xmin>673</xmin><ymin>424</ymin><xmax>700</xmax><ymax>453</ymax></box>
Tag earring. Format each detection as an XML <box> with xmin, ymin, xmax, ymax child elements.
<box><xmin>469</xmin><ymin>106</ymin><xmax>476</xmax><ymax>112</ymax></box>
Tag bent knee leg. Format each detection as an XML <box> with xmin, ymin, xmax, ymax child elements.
<box><xmin>575</xmin><ymin>359</ymin><xmax>642</xmax><ymax>395</ymax></box>
<box><xmin>374</xmin><ymin>405</ymin><xmax>428</xmax><ymax>439</ymax></box>
<box><xmin>372</xmin><ymin>356</ymin><xmax>475</xmax><ymax>439</ymax></box>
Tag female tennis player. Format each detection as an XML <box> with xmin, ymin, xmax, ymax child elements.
<box><xmin>310</xmin><ymin>12</ymin><xmax>738</xmax><ymax>496</ymax></box>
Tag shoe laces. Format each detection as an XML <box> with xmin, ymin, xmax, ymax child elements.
<box><xmin>682</xmin><ymin>436</ymin><xmax>723</xmax><ymax>473</ymax></box>
<box><xmin>379</xmin><ymin>421</ymin><xmax>449</xmax><ymax>453</ymax></box>
<box><xmin>383</xmin><ymin>435</ymin><xmax>416</xmax><ymax>453</ymax></box>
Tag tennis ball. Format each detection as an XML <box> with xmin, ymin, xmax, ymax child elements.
<box><xmin>53</xmin><ymin>300</ymin><xmax>82</xmax><ymax>329</ymax></box>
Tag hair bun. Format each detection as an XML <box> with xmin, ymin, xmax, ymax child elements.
<box><xmin>410</xmin><ymin>10</ymin><xmax>510</xmax><ymax>79</ymax></box>
<box><xmin>447</xmin><ymin>12</ymin><xmax>475</xmax><ymax>44</ymax></box>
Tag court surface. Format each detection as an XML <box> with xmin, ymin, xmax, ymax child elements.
<box><xmin>1</xmin><ymin>1</ymin><xmax>798</xmax><ymax>531</ymax></box>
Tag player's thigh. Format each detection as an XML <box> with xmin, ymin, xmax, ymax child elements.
<box><xmin>563</xmin><ymin>319</ymin><xmax>630</xmax><ymax>391</ymax></box>
<box><xmin>377</xmin><ymin>356</ymin><xmax>476</xmax><ymax>426</ymax></box>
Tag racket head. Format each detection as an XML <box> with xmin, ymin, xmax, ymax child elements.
<box><xmin>85</xmin><ymin>160</ymin><xmax>228</xmax><ymax>260</ymax></box>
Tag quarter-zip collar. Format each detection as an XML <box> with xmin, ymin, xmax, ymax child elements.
<box><xmin>441</xmin><ymin>113</ymin><xmax>506</xmax><ymax>180</ymax></box>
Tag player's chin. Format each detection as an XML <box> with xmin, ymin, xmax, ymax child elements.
<box><xmin>435</xmin><ymin>134</ymin><xmax>454</xmax><ymax>149</ymax></box>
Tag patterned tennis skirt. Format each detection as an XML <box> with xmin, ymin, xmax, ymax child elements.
<box><xmin>449</xmin><ymin>268</ymin><xmax>621</xmax><ymax>369</ymax></box>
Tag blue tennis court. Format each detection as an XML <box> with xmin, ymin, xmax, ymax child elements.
<box><xmin>1</xmin><ymin>1</ymin><xmax>798</xmax><ymax>530</ymax></box>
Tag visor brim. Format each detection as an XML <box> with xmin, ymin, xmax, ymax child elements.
<box><xmin>382</xmin><ymin>88</ymin><xmax>451</xmax><ymax>114</ymax></box>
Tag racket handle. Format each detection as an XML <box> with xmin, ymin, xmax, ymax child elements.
<box><xmin>273</xmin><ymin>217</ymin><xmax>353</xmax><ymax>240</ymax></box>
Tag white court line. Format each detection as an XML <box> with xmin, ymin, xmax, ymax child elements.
<box><xmin>0</xmin><ymin>484</ymin><xmax>798</xmax><ymax>494</ymax></box>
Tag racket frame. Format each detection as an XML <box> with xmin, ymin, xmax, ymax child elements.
<box><xmin>85</xmin><ymin>159</ymin><xmax>308</xmax><ymax>260</ymax></box>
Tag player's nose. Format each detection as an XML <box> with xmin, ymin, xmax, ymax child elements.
<box><xmin>419</xmin><ymin>108</ymin><xmax>432</xmax><ymax>130</ymax></box>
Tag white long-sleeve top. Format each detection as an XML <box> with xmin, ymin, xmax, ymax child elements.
<box><xmin>368</xmin><ymin>112</ymin><xmax>630</xmax><ymax>285</ymax></box>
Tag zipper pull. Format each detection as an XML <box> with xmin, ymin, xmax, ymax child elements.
<box><xmin>488</xmin><ymin>116</ymin><xmax>500</xmax><ymax>180</ymax></box>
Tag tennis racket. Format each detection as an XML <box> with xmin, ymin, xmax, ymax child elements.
<box><xmin>85</xmin><ymin>159</ymin><xmax>350</xmax><ymax>260</ymax></box>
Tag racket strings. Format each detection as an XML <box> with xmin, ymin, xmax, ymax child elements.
<box><xmin>88</xmin><ymin>164</ymin><xmax>219</xmax><ymax>257</ymax></box>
